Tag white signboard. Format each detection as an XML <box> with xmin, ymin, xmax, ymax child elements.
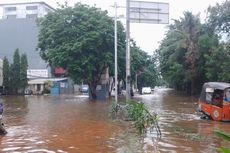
<box><xmin>27</xmin><ymin>69</ymin><xmax>48</xmax><ymax>79</ymax></box>
<box><xmin>206</xmin><ymin>87</ymin><xmax>214</xmax><ymax>93</ymax></box>
<box><xmin>129</xmin><ymin>1</ymin><xmax>169</xmax><ymax>24</ymax></box>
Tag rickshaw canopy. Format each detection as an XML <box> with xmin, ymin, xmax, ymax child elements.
<box><xmin>200</xmin><ymin>82</ymin><xmax>230</xmax><ymax>102</ymax></box>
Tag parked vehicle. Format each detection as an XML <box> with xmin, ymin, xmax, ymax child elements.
<box><xmin>198</xmin><ymin>82</ymin><xmax>230</xmax><ymax>121</ymax></box>
<box><xmin>141</xmin><ymin>87</ymin><xmax>152</xmax><ymax>94</ymax></box>
<box><xmin>80</xmin><ymin>85</ymin><xmax>89</xmax><ymax>93</ymax></box>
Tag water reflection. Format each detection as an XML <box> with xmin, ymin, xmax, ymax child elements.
<box><xmin>0</xmin><ymin>95</ymin><xmax>125</xmax><ymax>153</ymax></box>
<box><xmin>0</xmin><ymin>89</ymin><xmax>229</xmax><ymax>153</ymax></box>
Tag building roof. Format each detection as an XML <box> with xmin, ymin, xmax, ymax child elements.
<box><xmin>28</xmin><ymin>78</ymin><xmax>68</xmax><ymax>84</ymax></box>
<box><xmin>0</xmin><ymin>1</ymin><xmax>55</xmax><ymax>11</ymax></box>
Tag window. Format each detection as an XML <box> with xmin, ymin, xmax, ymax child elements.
<box><xmin>26</xmin><ymin>14</ymin><xmax>38</xmax><ymax>18</ymax></box>
<box><xmin>26</xmin><ymin>5</ymin><xmax>38</xmax><ymax>10</ymax></box>
<box><xmin>205</xmin><ymin>92</ymin><xmax>213</xmax><ymax>103</ymax></box>
<box><xmin>5</xmin><ymin>7</ymin><xmax>16</xmax><ymax>12</ymax></box>
<box><xmin>225</xmin><ymin>89</ymin><xmax>230</xmax><ymax>102</ymax></box>
<box><xmin>6</xmin><ymin>15</ymin><xmax>17</xmax><ymax>19</ymax></box>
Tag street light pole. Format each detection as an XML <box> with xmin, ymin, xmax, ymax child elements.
<box><xmin>126</xmin><ymin>0</ymin><xmax>130</xmax><ymax>101</ymax></box>
<box><xmin>114</xmin><ymin>2</ymin><xmax>118</xmax><ymax>103</ymax></box>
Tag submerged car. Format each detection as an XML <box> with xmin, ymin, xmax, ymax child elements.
<box><xmin>198</xmin><ymin>82</ymin><xmax>230</xmax><ymax>121</ymax></box>
<box><xmin>141</xmin><ymin>87</ymin><xmax>152</xmax><ymax>94</ymax></box>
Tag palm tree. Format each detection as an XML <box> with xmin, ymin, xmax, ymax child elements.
<box><xmin>172</xmin><ymin>12</ymin><xmax>202</xmax><ymax>94</ymax></box>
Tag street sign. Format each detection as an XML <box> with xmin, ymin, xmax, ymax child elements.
<box><xmin>125</xmin><ymin>0</ymin><xmax>169</xmax><ymax>100</ymax></box>
<box><xmin>129</xmin><ymin>1</ymin><xmax>169</xmax><ymax>24</ymax></box>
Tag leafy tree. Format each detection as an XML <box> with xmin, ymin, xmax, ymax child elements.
<box><xmin>20</xmin><ymin>53</ymin><xmax>28</xmax><ymax>92</ymax></box>
<box><xmin>204</xmin><ymin>44</ymin><xmax>230</xmax><ymax>82</ymax></box>
<box><xmin>37</xmin><ymin>3</ymin><xmax>126</xmax><ymax>99</ymax></box>
<box><xmin>129</xmin><ymin>41</ymin><xmax>158</xmax><ymax>93</ymax></box>
<box><xmin>2</xmin><ymin>57</ymin><xmax>10</xmax><ymax>92</ymax></box>
<box><xmin>178</xmin><ymin>12</ymin><xmax>202</xmax><ymax>94</ymax></box>
<box><xmin>205</xmin><ymin>1</ymin><xmax>230</xmax><ymax>83</ymax></box>
<box><xmin>158</xmin><ymin>12</ymin><xmax>207</xmax><ymax>94</ymax></box>
<box><xmin>157</xmin><ymin>2</ymin><xmax>230</xmax><ymax>94</ymax></box>
<box><xmin>207</xmin><ymin>0</ymin><xmax>230</xmax><ymax>35</ymax></box>
<box><xmin>11</xmin><ymin>49</ymin><xmax>21</xmax><ymax>94</ymax></box>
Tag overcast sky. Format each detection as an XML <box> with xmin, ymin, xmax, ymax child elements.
<box><xmin>0</xmin><ymin>0</ymin><xmax>226</xmax><ymax>54</ymax></box>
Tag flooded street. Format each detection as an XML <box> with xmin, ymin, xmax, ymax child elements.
<box><xmin>0</xmin><ymin>89</ymin><xmax>229</xmax><ymax>153</ymax></box>
<box><xmin>136</xmin><ymin>88</ymin><xmax>230</xmax><ymax>153</ymax></box>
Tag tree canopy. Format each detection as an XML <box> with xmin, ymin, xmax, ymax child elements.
<box><xmin>2</xmin><ymin>49</ymin><xmax>28</xmax><ymax>95</ymax></box>
<box><xmin>157</xmin><ymin>1</ymin><xmax>230</xmax><ymax>94</ymax></box>
<box><xmin>37</xmin><ymin>3</ymin><xmax>161</xmax><ymax>98</ymax></box>
<box><xmin>37</xmin><ymin>3</ymin><xmax>127</xmax><ymax>99</ymax></box>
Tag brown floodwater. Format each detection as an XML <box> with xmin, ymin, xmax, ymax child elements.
<box><xmin>0</xmin><ymin>88</ymin><xmax>229</xmax><ymax>153</ymax></box>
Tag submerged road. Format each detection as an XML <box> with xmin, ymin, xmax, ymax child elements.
<box><xmin>0</xmin><ymin>88</ymin><xmax>229</xmax><ymax>152</ymax></box>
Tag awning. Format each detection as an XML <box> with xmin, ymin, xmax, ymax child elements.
<box><xmin>28</xmin><ymin>78</ymin><xmax>68</xmax><ymax>85</ymax></box>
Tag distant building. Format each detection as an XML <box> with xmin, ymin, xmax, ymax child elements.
<box><xmin>0</xmin><ymin>1</ymin><xmax>54</xmax><ymax>70</ymax></box>
<box><xmin>0</xmin><ymin>2</ymin><xmax>54</xmax><ymax>19</ymax></box>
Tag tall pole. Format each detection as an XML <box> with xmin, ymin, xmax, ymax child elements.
<box><xmin>126</xmin><ymin>0</ymin><xmax>131</xmax><ymax>101</ymax></box>
<box><xmin>135</xmin><ymin>73</ymin><xmax>137</xmax><ymax>92</ymax></box>
<box><xmin>114</xmin><ymin>2</ymin><xmax>118</xmax><ymax>103</ymax></box>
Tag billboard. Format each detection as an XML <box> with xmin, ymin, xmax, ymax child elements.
<box><xmin>27</xmin><ymin>69</ymin><xmax>48</xmax><ymax>79</ymax></box>
<box><xmin>129</xmin><ymin>1</ymin><xmax>169</xmax><ymax>24</ymax></box>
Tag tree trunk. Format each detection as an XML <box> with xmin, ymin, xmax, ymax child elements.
<box><xmin>89</xmin><ymin>83</ymin><xmax>97</xmax><ymax>100</ymax></box>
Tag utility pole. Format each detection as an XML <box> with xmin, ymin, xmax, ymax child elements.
<box><xmin>114</xmin><ymin>2</ymin><xmax>118</xmax><ymax>103</ymax></box>
<box><xmin>126</xmin><ymin>0</ymin><xmax>131</xmax><ymax>101</ymax></box>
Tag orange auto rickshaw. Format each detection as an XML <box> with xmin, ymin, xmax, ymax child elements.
<box><xmin>198</xmin><ymin>82</ymin><xmax>230</xmax><ymax>121</ymax></box>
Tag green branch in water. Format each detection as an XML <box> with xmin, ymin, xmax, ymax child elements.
<box><xmin>215</xmin><ymin>130</ymin><xmax>230</xmax><ymax>153</ymax></box>
<box><xmin>111</xmin><ymin>100</ymin><xmax>161</xmax><ymax>135</ymax></box>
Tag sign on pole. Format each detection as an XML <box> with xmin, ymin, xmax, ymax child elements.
<box><xmin>125</xmin><ymin>0</ymin><xmax>169</xmax><ymax>100</ymax></box>
<box><xmin>129</xmin><ymin>1</ymin><xmax>169</xmax><ymax>24</ymax></box>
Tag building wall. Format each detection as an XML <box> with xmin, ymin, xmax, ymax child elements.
<box><xmin>0</xmin><ymin>18</ymin><xmax>47</xmax><ymax>69</ymax></box>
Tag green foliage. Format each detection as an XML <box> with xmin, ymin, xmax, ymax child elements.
<box><xmin>157</xmin><ymin>8</ymin><xmax>230</xmax><ymax>94</ymax></box>
<box><xmin>2</xmin><ymin>57</ymin><xmax>10</xmax><ymax>90</ymax></box>
<box><xmin>130</xmin><ymin>42</ymin><xmax>159</xmax><ymax>91</ymax></box>
<box><xmin>158</xmin><ymin>12</ymin><xmax>204</xmax><ymax>93</ymax></box>
<box><xmin>20</xmin><ymin>53</ymin><xmax>28</xmax><ymax>92</ymax></box>
<box><xmin>111</xmin><ymin>100</ymin><xmax>160</xmax><ymax>135</ymax></box>
<box><xmin>2</xmin><ymin>50</ymin><xmax>28</xmax><ymax>95</ymax></box>
<box><xmin>215</xmin><ymin>130</ymin><xmax>230</xmax><ymax>153</ymax></box>
<box><xmin>204</xmin><ymin>45</ymin><xmax>230</xmax><ymax>82</ymax></box>
<box><xmin>11</xmin><ymin>49</ymin><xmax>21</xmax><ymax>94</ymax></box>
<box><xmin>207</xmin><ymin>0</ymin><xmax>230</xmax><ymax>34</ymax></box>
<box><xmin>37</xmin><ymin>3</ymin><xmax>126</xmax><ymax>99</ymax></box>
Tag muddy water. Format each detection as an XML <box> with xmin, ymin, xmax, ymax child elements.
<box><xmin>136</xmin><ymin>88</ymin><xmax>230</xmax><ymax>153</ymax></box>
<box><xmin>0</xmin><ymin>89</ymin><xmax>229</xmax><ymax>153</ymax></box>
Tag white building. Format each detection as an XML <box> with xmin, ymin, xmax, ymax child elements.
<box><xmin>0</xmin><ymin>59</ymin><xmax>3</xmax><ymax>86</ymax></box>
<box><xmin>0</xmin><ymin>1</ymin><xmax>54</xmax><ymax>19</ymax></box>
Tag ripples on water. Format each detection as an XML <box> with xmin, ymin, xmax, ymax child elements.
<box><xmin>136</xmin><ymin>88</ymin><xmax>230</xmax><ymax>153</ymax></box>
<box><xmin>0</xmin><ymin>90</ymin><xmax>229</xmax><ymax>153</ymax></box>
